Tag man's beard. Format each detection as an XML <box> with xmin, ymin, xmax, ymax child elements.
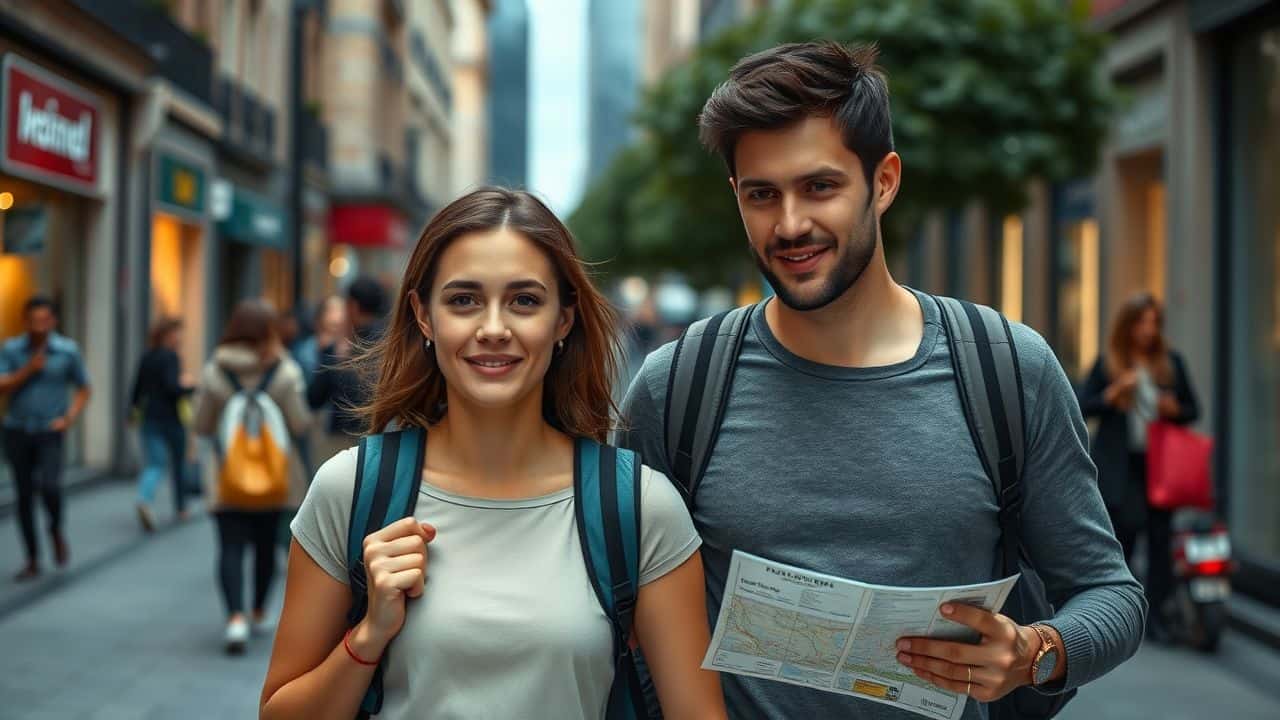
<box><xmin>752</xmin><ymin>210</ymin><xmax>878</xmax><ymax>312</ymax></box>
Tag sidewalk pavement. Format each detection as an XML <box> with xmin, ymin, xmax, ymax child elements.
<box><xmin>0</xmin><ymin>476</ymin><xmax>192</xmax><ymax>621</ymax></box>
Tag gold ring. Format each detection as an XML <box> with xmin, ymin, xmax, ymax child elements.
<box><xmin>966</xmin><ymin>666</ymin><xmax>972</xmax><ymax>696</ymax></box>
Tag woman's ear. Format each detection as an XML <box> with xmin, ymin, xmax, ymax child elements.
<box><xmin>557</xmin><ymin>304</ymin><xmax>576</xmax><ymax>345</ymax></box>
<box><xmin>408</xmin><ymin>289</ymin><xmax>433</xmax><ymax>342</ymax></box>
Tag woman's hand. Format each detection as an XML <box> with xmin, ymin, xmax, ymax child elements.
<box><xmin>1156</xmin><ymin>392</ymin><xmax>1181</xmax><ymax>420</ymax></box>
<box><xmin>351</xmin><ymin>518</ymin><xmax>436</xmax><ymax>656</ymax></box>
<box><xmin>1103</xmin><ymin>371</ymin><xmax>1137</xmax><ymax>410</ymax></box>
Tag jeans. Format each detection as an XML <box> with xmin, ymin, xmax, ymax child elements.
<box><xmin>214</xmin><ymin>510</ymin><xmax>282</xmax><ymax>616</ymax></box>
<box><xmin>137</xmin><ymin>421</ymin><xmax>188</xmax><ymax>514</ymax></box>
<box><xmin>2</xmin><ymin>430</ymin><xmax>64</xmax><ymax>564</ymax></box>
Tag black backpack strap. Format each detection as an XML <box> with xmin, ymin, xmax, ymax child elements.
<box><xmin>255</xmin><ymin>360</ymin><xmax>281</xmax><ymax>394</ymax></box>
<box><xmin>574</xmin><ymin>439</ymin><xmax>646</xmax><ymax>719</ymax></box>
<box><xmin>933</xmin><ymin>295</ymin><xmax>1026</xmax><ymax>576</ymax></box>
<box><xmin>220</xmin><ymin>365</ymin><xmax>243</xmax><ymax>394</ymax></box>
<box><xmin>345</xmin><ymin>427</ymin><xmax>427</xmax><ymax>718</ymax></box>
<box><xmin>662</xmin><ymin>304</ymin><xmax>754</xmax><ymax>506</ymax></box>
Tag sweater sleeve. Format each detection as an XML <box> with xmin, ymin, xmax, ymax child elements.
<box><xmin>1169</xmin><ymin>352</ymin><xmax>1201</xmax><ymax>426</ymax></box>
<box><xmin>1013</xmin><ymin>326</ymin><xmax>1146</xmax><ymax>694</ymax></box>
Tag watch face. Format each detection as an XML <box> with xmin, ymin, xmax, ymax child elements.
<box><xmin>1035</xmin><ymin>649</ymin><xmax>1059</xmax><ymax>685</ymax></box>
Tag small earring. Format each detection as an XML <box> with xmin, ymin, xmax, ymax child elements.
<box><xmin>424</xmin><ymin>338</ymin><xmax>433</xmax><ymax>351</ymax></box>
<box><xmin>557</xmin><ymin>339</ymin><xmax>565</xmax><ymax>353</ymax></box>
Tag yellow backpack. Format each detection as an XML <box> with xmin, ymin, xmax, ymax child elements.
<box><xmin>215</xmin><ymin>363</ymin><xmax>289</xmax><ymax>508</ymax></box>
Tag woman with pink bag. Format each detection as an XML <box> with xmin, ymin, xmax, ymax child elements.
<box><xmin>1078</xmin><ymin>292</ymin><xmax>1201</xmax><ymax>642</ymax></box>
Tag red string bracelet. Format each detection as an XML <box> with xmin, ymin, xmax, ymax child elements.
<box><xmin>343</xmin><ymin>628</ymin><xmax>380</xmax><ymax>666</ymax></box>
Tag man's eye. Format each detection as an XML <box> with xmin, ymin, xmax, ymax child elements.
<box><xmin>748</xmin><ymin>189</ymin><xmax>775</xmax><ymax>201</ymax></box>
<box><xmin>810</xmin><ymin>181</ymin><xmax>836</xmax><ymax>193</ymax></box>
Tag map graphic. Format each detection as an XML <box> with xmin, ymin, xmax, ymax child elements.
<box><xmin>721</xmin><ymin>596</ymin><xmax>851</xmax><ymax>671</ymax></box>
<box><xmin>703</xmin><ymin>551</ymin><xmax>1019</xmax><ymax>720</ymax></box>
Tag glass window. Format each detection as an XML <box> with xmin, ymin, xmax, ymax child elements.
<box><xmin>1000</xmin><ymin>215</ymin><xmax>1024</xmax><ymax>324</ymax></box>
<box><xmin>1228</xmin><ymin>25</ymin><xmax>1280</xmax><ymax>569</ymax></box>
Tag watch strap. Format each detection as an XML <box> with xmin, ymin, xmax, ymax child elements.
<box><xmin>1029</xmin><ymin>624</ymin><xmax>1058</xmax><ymax>686</ymax></box>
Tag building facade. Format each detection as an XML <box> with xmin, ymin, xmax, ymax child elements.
<box><xmin>487</xmin><ymin>0</ymin><xmax>529</xmax><ymax>188</ymax></box>
<box><xmin>0</xmin><ymin>0</ymin><xmax>152</xmax><ymax>485</ymax></box>
<box><xmin>451</xmin><ymin>0</ymin><xmax>491</xmax><ymax>195</ymax></box>
<box><xmin>586</xmin><ymin>0</ymin><xmax>641</xmax><ymax>183</ymax></box>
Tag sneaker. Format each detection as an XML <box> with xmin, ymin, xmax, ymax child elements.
<box><xmin>250</xmin><ymin>615</ymin><xmax>275</xmax><ymax>637</ymax></box>
<box><xmin>225</xmin><ymin>618</ymin><xmax>249</xmax><ymax>655</ymax></box>
<box><xmin>13</xmin><ymin>562</ymin><xmax>39</xmax><ymax>582</ymax></box>
<box><xmin>52</xmin><ymin>535</ymin><xmax>69</xmax><ymax>568</ymax></box>
<box><xmin>137</xmin><ymin>504</ymin><xmax>156</xmax><ymax>533</ymax></box>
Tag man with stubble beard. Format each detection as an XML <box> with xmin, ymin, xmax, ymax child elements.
<box><xmin>618</xmin><ymin>42</ymin><xmax>1144</xmax><ymax>719</ymax></box>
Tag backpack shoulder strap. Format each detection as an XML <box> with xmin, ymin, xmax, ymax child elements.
<box><xmin>255</xmin><ymin>361</ymin><xmax>281</xmax><ymax>394</ymax></box>
<box><xmin>574</xmin><ymin>439</ymin><xmax>646</xmax><ymax>719</ymax></box>
<box><xmin>932</xmin><ymin>295</ymin><xmax>1027</xmax><ymax>576</ymax></box>
<box><xmin>663</xmin><ymin>303</ymin><xmax>754</xmax><ymax>505</ymax></box>
<box><xmin>220</xmin><ymin>365</ymin><xmax>243</xmax><ymax>394</ymax></box>
<box><xmin>345</xmin><ymin>426</ymin><xmax>427</xmax><ymax>719</ymax></box>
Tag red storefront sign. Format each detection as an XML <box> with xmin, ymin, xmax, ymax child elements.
<box><xmin>330</xmin><ymin>204</ymin><xmax>410</xmax><ymax>248</ymax></box>
<box><xmin>1</xmin><ymin>54</ymin><xmax>100</xmax><ymax>194</ymax></box>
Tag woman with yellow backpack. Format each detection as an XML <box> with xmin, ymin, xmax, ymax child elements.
<box><xmin>192</xmin><ymin>299</ymin><xmax>312</xmax><ymax>654</ymax></box>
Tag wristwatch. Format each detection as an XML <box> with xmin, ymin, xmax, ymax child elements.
<box><xmin>1029</xmin><ymin>624</ymin><xmax>1061</xmax><ymax>687</ymax></box>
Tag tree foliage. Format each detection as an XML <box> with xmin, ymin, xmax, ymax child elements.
<box><xmin>570</xmin><ymin>0</ymin><xmax>1114</xmax><ymax>287</ymax></box>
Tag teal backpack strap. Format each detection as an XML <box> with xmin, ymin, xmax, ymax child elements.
<box><xmin>574</xmin><ymin>439</ymin><xmax>646</xmax><ymax>719</ymax></box>
<box><xmin>345</xmin><ymin>427</ymin><xmax>427</xmax><ymax>719</ymax></box>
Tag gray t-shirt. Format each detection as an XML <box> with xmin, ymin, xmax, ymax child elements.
<box><xmin>291</xmin><ymin>445</ymin><xmax>701</xmax><ymax>720</ymax></box>
<box><xmin>618</xmin><ymin>290</ymin><xmax>1145</xmax><ymax>720</ymax></box>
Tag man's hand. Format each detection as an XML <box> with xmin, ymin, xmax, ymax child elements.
<box><xmin>896</xmin><ymin>604</ymin><xmax>1058</xmax><ymax>702</ymax></box>
<box><xmin>49</xmin><ymin>416</ymin><xmax>70</xmax><ymax>432</ymax></box>
<box><xmin>27</xmin><ymin>350</ymin><xmax>47</xmax><ymax>373</ymax></box>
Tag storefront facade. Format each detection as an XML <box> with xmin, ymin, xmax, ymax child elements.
<box><xmin>0</xmin><ymin>47</ymin><xmax>133</xmax><ymax>475</ymax></box>
<box><xmin>149</xmin><ymin>128</ymin><xmax>215</xmax><ymax>377</ymax></box>
<box><xmin>1205</xmin><ymin>0</ymin><xmax>1280</xmax><ymax>602</ymax></box>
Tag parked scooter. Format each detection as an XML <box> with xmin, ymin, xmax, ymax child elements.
<box><xmin>1167</xmin><ymin>509</ymin><xmax>1234</xmax><ymax>652</ymax></box>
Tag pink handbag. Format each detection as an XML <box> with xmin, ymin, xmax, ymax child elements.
<box><xmin>1146</xmin><ymin>421</ymin><xmax>1215</xmax><ymax>510</ymax></box>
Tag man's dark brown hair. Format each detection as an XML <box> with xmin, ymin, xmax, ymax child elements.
<box><xmin>698</xmin><ymin>41</ymin><xmax>894</xmax><ymax>185</ymax></box>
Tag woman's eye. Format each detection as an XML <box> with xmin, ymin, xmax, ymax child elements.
<box><xmin>512</xmin><ymin>294</ymin><xmax>542</xmax><ymax>308</ymax></box>
<box><xmin>447</xmin><ymin>295</ymin><xmax>477</xmax><ymax>307</ymax></box>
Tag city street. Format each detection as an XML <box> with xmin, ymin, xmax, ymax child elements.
<box><xmin>0</xmin><ymin>481</ymin><xmax>1277</xmax><ymax>719</ymax></box>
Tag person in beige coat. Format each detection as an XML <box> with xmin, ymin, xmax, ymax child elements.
<box><xmin>192</xmin><ymin>299</ymin><xmax>312</xmax><ymax>654</ymax></box>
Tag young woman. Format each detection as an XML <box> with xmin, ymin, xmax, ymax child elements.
<box><xmin>1078</xmin><ymin>292</ymin><xmax>1200</xmax><ymax>640</ymax></box>
<box><xmin>261</xmin><ymin>188</ymin><xmax>725</xmax><ymax>719</ymax></box>
<box><xmin>192</xmin><ymin>299</ymin><xmax>312</xmax><ymax>654</ymax></box>
<box><xmin>131</xmin><ymin>317</ymin><xmax>194</xmax><ymax>530</ymax></box>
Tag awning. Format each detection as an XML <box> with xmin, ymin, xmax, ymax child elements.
<box><xmin>330</xmin><ymin>204</ymin><xmax>409</xmax><ymax>248</ymax></box>
<box><xmin>212</xmin><ymin>180</ymin><xmax>285</xmax><ymax>248</ymax></box>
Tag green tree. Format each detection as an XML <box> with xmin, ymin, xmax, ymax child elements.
<box><xmin>571</xmin><ymin>0</ymin><xmax>1114</xmax><ymax>286</ymax></box>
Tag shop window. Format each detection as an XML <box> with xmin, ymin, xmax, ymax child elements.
<box><xmin>1056</xmin><ymin>218</ymin><xmax>1100</xmax><ymax>378</ymax></box>
<box><xmin>1228</xmin><ymin>24</ymin><xmax>1280</xmax><ymax>573</ymax></box>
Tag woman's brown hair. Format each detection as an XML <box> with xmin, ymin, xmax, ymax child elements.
<box><xmin>355</xmin><ymin>187</ymin><xmax>622</xmax><ymax>442</ymax></box>
<box><xmin>148</xmin><ymin>317</ymin><xmax>183</xmax><ymax>349</ymax></box>
<box><xmin>219</xmin><ymin>299</ymin><xmax>280</xmax><ymax>349</ymax></box>
<box><xmin>1106</xmin><ymin>292</ymin><xmax>1172</xmax><ymax>385</ymax></box>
